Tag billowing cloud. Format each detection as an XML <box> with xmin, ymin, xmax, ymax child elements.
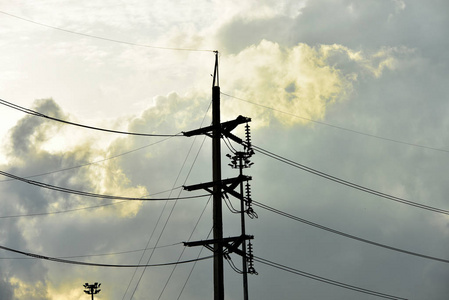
<box><xmin>221</xmin><ymin>40</ymin><xmax>399</xmax><ymax>127</ymax></box>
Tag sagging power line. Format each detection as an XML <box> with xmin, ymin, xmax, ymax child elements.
<box><xmin>254</xmin><ymin>256</ymin><xmax>407</xmax><ymax>300</ymax></box>
<box><xmin>0</xmin><ymin>243</ymin><xmax>213</xmax><ymax>268</ymax></box>
<box><xmin>0</xmin><ymin>170</ymin><xmax>208</xmax><ymax>201</ymax></box>
<box><xmin>222</xmin><ymin>92</ymin><xmax>449</xmax><ymax>154</ymax></box>
<box><xmin>0</xmin><ymin>98</ymin><xmax>182</xmax><ymax>137</ymax></box>
<box><xmin>253</xmin><ymin>200</ymin><xmax>449</xmax><ymax>264</ymax></box>
<box><xmin>251</xmin><ymin>144</ymin><xmax>449</xmax><ymax>215</ymax></box>
<box><xmin>0</xmin><ymin>11</ymin><xmax>215</xmax><ymax>53</ymax></box>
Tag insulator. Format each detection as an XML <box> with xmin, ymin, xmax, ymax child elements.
<box><xmin>245</xmin><ymin>123</ymin><xmax>251</xmax><ymax>145</ymax></box>
<box><xmin>247</xmin><ymin>241</ymin><xmax>258</xmax><ymax>275</ymax></box>
<box><xmin>244</xmin><ymin>123</ymin><xmax>253</xmax><ymax>157</ymax></box>
<box><xmin>245</xmin><ymin>182</ymin><xmax>252</xmax><ymax>203</ymax></box>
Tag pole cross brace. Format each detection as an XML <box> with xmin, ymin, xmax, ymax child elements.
<box><xmin>182</xmin><ymin>115</ymin><xmax>251</xmax><ymax>144</ymax></box>
<box><xmin>183</xmin><ymin>175</ymin><xmax>251</xmax><ymax>201</ymax></box>
<box><xmin>184</xmin><ymin>235</ymin><xmax>254</xmax><ymax>257</ymax></box>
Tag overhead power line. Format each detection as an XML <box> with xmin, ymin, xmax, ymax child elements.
<box><xmin>251</xmin><ymin>144</ymin><xmax>449</xmax><ymax>216</ymax></box>
<box><xmin>0</xmin><ymin>137</ymin><xmax>176</xmax><ymax>184</ymax></box>
<box><xmin>0</xmin><ymin>244</ymin><xmax>213</xmax><ymax>268</ymax></box>
<box><xmin>253</xmin><ymin>200</ymin><xmax>449</xmax><ymax>264</ymax></box>
<box><xmin>0</xmin><ymin>187</ymin><xmax>186</xmax><ymax>219</ymax></box>
<box><xmin>0</xmin><ymin>98</ymin><xmax>182</xmax><ymax>137</ymax></box>
<box><xmin>222</xmin><ymin>92</ymin><xmax>449</xmax><ymax>154</ymax></box>
<box><xmin>125</xmin><ymin>102</ymin><xmax>212</xmax><ymax>300</ymax></box>
<box><xmin>0</xmin><ymin>11</ymin><xmax>215</xmax><ymax>53</ymax></box>
<box><xmin>0</xmin><ymin>242</ymin><xmax>183</xmax><ymax>260</ymax></box>
<box><xmin>0</xmin><ymin>170</ymin><xmax>208</xmax><ymax>201</ymax></box>
<box><xmin>254</xmin><ymin>256</ymin><xmax>407</xmax><ymax>300</ymax></box>
<box><xmin>0</xmin><ymin>200</ymin><xmax>125</xmax><ymax>219</ymax></box>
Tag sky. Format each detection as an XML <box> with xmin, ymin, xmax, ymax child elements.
<box><xmin>0</xmin><ymin>0</ymin><xmax>449</xmax><ymax>299</ymax></box>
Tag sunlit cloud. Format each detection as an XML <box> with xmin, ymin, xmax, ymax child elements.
<box><xmin>220</xmin><ymin>40</ymin><xmax>399</xmax><ymax>127</ymax></box>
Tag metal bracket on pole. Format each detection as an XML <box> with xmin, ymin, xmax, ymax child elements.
<box><xmin>183</xmin><ymin>115</ymin><xmax>251</xmax><ymax>143</ymax></box>
<box><xmin>183</xmin><ymin>175</ymin><xmax>251</xmax><ymax>200</ymax></box>
<box><xmin>184</xmin><ymin>235</ymin><xmax>254</xmax><ymax>257</ymax></box>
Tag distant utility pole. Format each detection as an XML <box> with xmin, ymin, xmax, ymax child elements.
<box><xmin>183</xmin><ymin>51</ymin><xmax>256</xmax><ymax>300</ymax></box>
<box><xmin>83</xmin><ymin>282</ymin><xmax>101</xmax><ymax>300</ymax></box>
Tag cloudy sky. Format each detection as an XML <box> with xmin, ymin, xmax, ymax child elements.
<box><xmin>1</xmin><ymin>0</ymin><xmax>449</xmax><ymax>299</ymax></box>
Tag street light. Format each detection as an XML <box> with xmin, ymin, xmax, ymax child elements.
<box><xmin>83</xmin><ymin>282</ymin><xmax>101</xmax><ymax>300</ymax></box>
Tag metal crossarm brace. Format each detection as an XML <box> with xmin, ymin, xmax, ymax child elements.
<box><xmin>183</xmin><ymin>115</ymin><xmax>251</xmax><ymax>142</ymax></box>
<box><xmin>183</xmin><ymin>175</ymin><xmax>251</xmax><ymax>195</ymax></box>
<box><xmin>184</xmin><ymin>235</ymin><xmax>254</xmax><ymax>258</ymax></box>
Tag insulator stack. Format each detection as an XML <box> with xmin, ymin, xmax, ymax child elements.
<box><xmin>245</xmin><ymin>181</ymin><xmax>252</xmax><ymax>205</ymax></box>
<box><xmin>245</xmin><ymin>123</ymin><xmax>251</xmax><ymax>149</ymax></box>
<box><xmin>245</xmin><ymin>182</ymin><xmax>258</xmax><ymax>219</ymax></box>
<box><xmin>247</xmin><ymin>241</ymin><xmax>258</xmax><ymax>275</ymax></box>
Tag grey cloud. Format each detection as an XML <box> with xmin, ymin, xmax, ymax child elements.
<box><xmin>7</xmin><ymin>99</ymin><xmax>66</xmax><ymax>157</ymax></box>
<box><xmin>292</xmin><ymin>0</ymin><xmax>449</xmax><ymax>58</ymax></box>
<box><xmin>216</xmin><ymin>15</ymin><xmax>291</xmax><ymax>54</ymax></box>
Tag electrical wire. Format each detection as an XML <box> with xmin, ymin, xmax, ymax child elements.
<box><xmin>222</xmin><ymin>135</ymin><xmax>238</xmax><ymax>154</ymax></box>
<box><xmin>253</xmin><ymin>200</ymin><xmax>449</xmax><ymax>264</ymax></box>
<box><xmin>224</xmin><ymin>254</ymin><xmax>243</xmax><ymax>274</ymax></box>
<box><xmin>251</xmin><ymin>144</ymin><xmax>449</xmax><ymax>215</ymax></box>
<box><xmin>155</xmin><ymin>102</ymin><xmax>213</xmax><ymax>299</ymax></box>
<box><xmin>0</xmin><ymin>244</ymin><xmax>212</xmax><ymax>268</ymax></box>
<box><xmin>176</xmin><ymin>227</ymin><xmax>213</xmax><ymax>300</ymax></box>
<box><xmin>0</xmin><ymin>242</ymin><xmax>183</xmax><ymax>260</ymax></box>
<box><xmin>0</xmin><ymin>187</ymin><xmax>184</xmax><ymax>219</ymax></box>
<box><xmin>157</xmin><ymin>196</ymin><xmax>211</xmax><ymax>299</ymax></box>
<box><xmin>222</xmin><ymin>194</ymin><xmax>241</xmax><ymax>214</ymax></box>
<box><xmin>0</xmin><ymin>200</ymin><xmax>125</xmax><ymax>219</ymax></box>
<box><xmin>127</xmin><ymin>101</ymin><xmax>212</xmax><ymax>300</ymax></box>
<box><xmin>0</xmin><ymin>98</ymin><xmax>182</xmax><ymax>137</ymax></box>
<box><xmin>0</xmin><ymin>136</ymin><xmax>177</xmax><ymax>183</ymax></box>
<box><xmin>253</xmin><ymin>255</ymin><xmax>407</xmax><ymax>300</ymax></box>
<box><xmin>0</xmin><ymin>170</ymin><xmax>208</xmax><ymax>201</ymax></box>
<box><xmin>0</xmin><ymin>11</ymin><xmax>215</xmax><ymax>53</ymax></box>
<box><xmin>222</xmin><ymin>92</ymin><xmax>449</xmax><ymax>154</ymax></box>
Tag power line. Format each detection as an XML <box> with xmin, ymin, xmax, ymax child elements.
<box><xmin>155</xmin><ymin>105</ymin><xmax>214</xmax><ymax>299</ymax></box>
<box><xmin>0</xmin><ymin>200</ymin><xmax>124</xmax><ymax>219</ymax></box>
<box><xmin>157</xmin><ymin>197</ymin><xmax>212</xmax><ymax>299</ymax></box>
<box><xmin>0</xmin><ymin>187</ymin><xmax>185</xmax><ymax>219</ymax></box>
<box><xmin>0</xmin><ymin>98</ymin><xmax>182</xmax><ymax>137</ymax></box>
<box><xmin>176</xmin><ymin>227</ymin><xmax>213</xmax><ymax>300</ymax></box>
<box><xmin>253</xmin><ymin>200</ymin><xmax>449</xmax><ymax>264</ymax></box>
<box><xmin>222</xmin><ymin>92</ymin><xmax>449</xmax><ymax>154</ymax></box>
<box><xmin>251</xmin><ymin>144</ymin><xmax>449</xmax><ymax>215</ymax></box>
<box><xmin>254</xmin><ymin>256</ymin><xmax>407</xmax><ymax>300</ymax></box>
<box><xmin>0</xmin><ymin>11</ymin><xmax>215</xmax><ymax>53</ymax></box>
<box><xmin>125</xmin><ymin>101</ymin><xmax>212</xmax><ymax>300</ymax></box>
<box><xmin>0</xmin><ymin>244</ymin><xmax>213</xmax><ymax>268</ymax></box>
<box><xmin>0</xmin><ymin>242</ymin><xmax>183</xmax><ymax>260</ymax></box>
<box><xmin>0</xmin><ymin>170</ymin><xmax>208</xmax><ymax>201</ymax></box>
<box><xmin>0</xmin><ymin>136</ymin><xmax>176</xmax><ymax>183</ymax></box>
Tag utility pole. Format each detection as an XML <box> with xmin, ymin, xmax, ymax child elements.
<box><xmin>83</xmin><ymin>282</ymin><xmax>101</xmax><ymax>300</ymax></box>
<box><xmin>227</xmin><ymin>123</ymin><xmax>256</xmax><ymax>300</ymax></box>
<box><xmin>183</xmin><ymin>51</ymin><xmax>255</xmax><ymax>300</ymax></box>
<box><xmin>212</xmin><ymin>50</ymin><xmax>225</xmax><ymax>300</ymax></box>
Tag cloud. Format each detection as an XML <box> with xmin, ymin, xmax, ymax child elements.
<box><xmin>0</xmin><ymin>98</ymin><xmax>167</xmax><ymax>298</ymax></box>
<box><xmin>220</xmin><ymin>40</ymin><xmax>399</xmax><ymax>127</ymax></box>
<box><xmin>1</xmin><ymin>1</ymin><xmax>449</xmax><ymax>299</ymax></box>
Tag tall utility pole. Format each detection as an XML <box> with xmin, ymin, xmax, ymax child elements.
<box><xmin>83</xmin><ymin>282</ymin><xmax>101</xmax><ymax>300</ymax></box>
<box><xmin>211</xmin><ymin>51</ymin><xmax>225</xmax><ymax>300</ymax></box>
<box><xmin>183</xmin><ymin>51</ymin><xmax>254</xmax><ymax>300</ymax></box>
